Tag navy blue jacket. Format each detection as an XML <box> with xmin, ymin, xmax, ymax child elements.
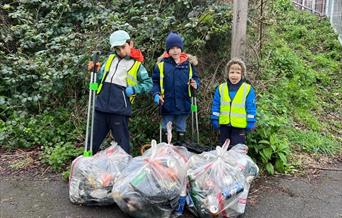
<box><xmin>151</xmin><ymin>56</ymin><xmax>200</xmax><ymax>115</ymax></box>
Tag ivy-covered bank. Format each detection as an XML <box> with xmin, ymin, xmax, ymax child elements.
<box><xmin>1</xmin><ymin>0</ymin><xmax>341</xmax><ymax>174</ymax></box>
<box><xmin>247</xmin><ymin>0</ymin><xmax>341</xmax><ymax>174</ymax></box>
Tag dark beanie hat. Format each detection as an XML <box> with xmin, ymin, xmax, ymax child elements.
<box><xmin>165</xmin><ymin>32</ymin><xmax>184</xmax><ymax>51</ymax></box>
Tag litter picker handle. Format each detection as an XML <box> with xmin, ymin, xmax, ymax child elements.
<box><xmin>88</xmin><ymin>51</ymin><xmax>100</xmax><ymax>94</ymax></box>
<box><xmin>92</xmin><ymin>51</ymin><xmax>100</xmax><ymax>73</ymax></box>
<box><xmin>189</xmin><ymin>79</ymin><xmax>197</xmax><ymax>97</ymax></box>
<box><xmin>84</xmin><ymin>51</ymin><xmax>101</xmax><ymax>157</ymax></box>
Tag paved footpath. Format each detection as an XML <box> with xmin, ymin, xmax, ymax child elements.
<box><xmin>244</xmin><ymin>161</ymin><xmax>342</xmax><ymax>218</ymax></box>
<box><xmin>1</xmin><ymin>161</ymin><xmax>341</xmax><ymax>218</ymax></box>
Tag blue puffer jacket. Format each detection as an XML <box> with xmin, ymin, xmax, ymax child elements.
<box><xmin>211</xmin><ymin>80</ymin><xmax>257</xmax><ymax>130</ymax></box>
<box><xmin>151</xmin><ymin>54</ymin><xmax>200</xmax><ymax>115</ymax></box>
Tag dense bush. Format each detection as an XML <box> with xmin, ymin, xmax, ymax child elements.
<box><xmin>1</xmin><ymin>0</ymin><xmax>341</xmax><ymax>174</ymax></box>
<box><xmin>0</xmin><ymin>0</ymin><xmax>233</xmax><ymax>168</ymax></box>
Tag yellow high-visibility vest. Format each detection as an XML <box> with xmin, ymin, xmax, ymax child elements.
<box><xmin>219</xmin><ymin>82</ymin><xmax>251</xmax><ymax>128</ymax></box>
<box><xmin>96</xmin><ymin>54</ymin><xmax>141</xmax><ymax>103</ymax></box>
<box><xmin>157</xmin><ymin>62</ymin><xmax>193</xmax><ymax>97</ymax></box>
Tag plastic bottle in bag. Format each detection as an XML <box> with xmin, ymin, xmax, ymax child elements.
<box><xmin>222</xmin><ymin>182</ymin><xmax>244</xmax><ymax>200</ymax></box>
<box><xmin>186</xmin><ymin>192</ymin><xmax>194</xmax><ymax>208</ymax></box>
<box><xmin>175</xmin><ymin>195</ymin><xmax>186</xmax><ymax>216</ymax></box>
<box><xmin>130</xmin><ymin>168</ymin><xmax>149</xmax><ymax>187</ymax></box>
<box><xmin>207</xmin><ymin>194</ymin><xmax>219</xmax><ymax>214</ymax></box>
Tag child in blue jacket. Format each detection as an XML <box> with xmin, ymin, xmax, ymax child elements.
<box><xmin>151</xmin><ymin>32</ymin><xmax>200</xmax><ymax>143</ymax></box>
<box><xmin>211</xmin><ymin>58</ymin><xmax>256</xmax><ymax>148</ymax></box>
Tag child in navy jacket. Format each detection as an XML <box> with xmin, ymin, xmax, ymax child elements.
<box><xmin>151</xmin><ymin>32</ymin><xmax>200</xmax><ymax>143</ymax></box>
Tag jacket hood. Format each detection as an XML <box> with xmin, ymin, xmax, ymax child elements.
<box><xmin>157</xmin><ymin>52</ymin><xmax>198</xmax><ymax>66</ymax></box>
<box><xmin>130</xmin><ymin>47</ymin><xmax>144</xmax><ymax>62</ymax></box>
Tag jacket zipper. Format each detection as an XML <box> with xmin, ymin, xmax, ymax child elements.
<box><xmin>110</xmin><ymin>58</ymin><xmax>122</xmax><ymax>83</ymax></box>
<box><xmin>107</xmin><ymin>58</ymin><xmax>122</xmax><ymax>105</ymax></box>
<box><xmin>122</xmin><ymin>91</ymin><xmax>127</xmax><ymax>108</ymax></box>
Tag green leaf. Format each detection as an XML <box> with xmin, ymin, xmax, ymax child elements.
<box><xmin>270</xmin><ymin>134</ymin><xmax>277</xmax><ymax>145</ymax></box>
<box><xmin>266</xmin><ymin>163</ymin><xmax>274</xmax><ymax>175</ymax></box>
<box><xmin>258</xmin><ymin>140</ymin><xmax>270</xmax><ymax>145</ymax></box>
<box><xmin>276</xmin><ymin>142</ymin><xmax>289</xmax><ymax>154</ymax></box>
<box><xmin>262</xmin><ymin>147</ymin><xmax>273</xmax><ymax>161</ymax></box>
<box><xmin>260</xmin><ymin>152</ymin><xmax>268</xmax><ymax>164</ymax></box>
<box><xmin>275</xmin><ymin>159</ymin><xmax>285</xmax><ymax>172</ymax></box>
<box><xmin>278</xmin><ymin>152</ymin><xmax>287</xmax><ymax>164</ymax></box>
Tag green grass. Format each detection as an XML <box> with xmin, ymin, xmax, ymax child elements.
<box><xmin>244</xmin><ymin>0</ymin><xmax>342</xmax><ymax>175</ymax></box>
<box><xmin>287</xmin><ymin>129</ymin><xmax>341</xmax><ymax>155</ymax></box>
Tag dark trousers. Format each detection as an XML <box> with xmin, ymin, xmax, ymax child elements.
<box><xmin>219</xmin><ymin>125</ymin><xmax>246</xmax><ymax>148</ymax></box>
<box><xmin>90</xmin><ymin>110</ymin><xmax>130</xmax><ymax>154</ymax></box>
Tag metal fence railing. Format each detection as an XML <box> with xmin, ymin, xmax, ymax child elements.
<box><xmin>326</xmin><ymin>0</ymin><xmax>342</xmax><ymax>44</ymax></box>
<box><xmin>293</xmin><ymin>0</ymin><xmax>342</xmax><ymax>44</ymax></box>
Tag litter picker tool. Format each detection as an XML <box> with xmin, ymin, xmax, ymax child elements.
<box><xmin>84</xmin><ymin>51</ymin><xmax>100</xmax><ymax>157</ymax></box>
<box><xmin>190</xmin><ymin>80</ymin><xmax>199</xmax><ymax>144</ymax></box>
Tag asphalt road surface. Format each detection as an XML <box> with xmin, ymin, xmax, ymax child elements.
<box><xmin>1</xmin><ymin>161</ymin><xmax>341</xmax><ymax>218</ymax></box>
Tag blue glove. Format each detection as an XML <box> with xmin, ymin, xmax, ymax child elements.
<box><xmin>153</xmin><ymin>94</ymin><xmax>160</xmax><ymax>105</ymax></box>
<box><xmin>212</xmin><ymin>119</ymin><xmax>219</xmax><ymax>129</ymax></box>
<box><xmin>246</xmin><ymin>122</ymin><xmax>255</xmax><ymax>132</ymax></box>
<box><xmin>125</xmin><ymin>86</ymin><xmax>134</xmax><ymax>97</ymax></box>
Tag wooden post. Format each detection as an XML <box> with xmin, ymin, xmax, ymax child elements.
<box><xmin>231</xmin><ymin>0</ymin><xmax>249</xmax><ymax>60</ymax></box>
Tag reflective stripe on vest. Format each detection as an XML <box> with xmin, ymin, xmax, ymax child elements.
<box><xmin>97</xmin><ymin>54</ymin><xmax>141</xmax><ymax>103</ymax></box>
<box><xmin>218</xmin><ymin>82</ymin><xmax>251</xmax><ymax>128</ymax></box>
<box><xmin>157</xmin><ymin>62</ymin><xmax>193</xmax><ymax>97</ymax></box>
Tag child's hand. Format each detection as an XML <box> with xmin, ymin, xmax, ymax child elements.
<box><xmin>154</xmin><ymin>94</ymin><xmax>164</xmax><ymax>105</ymax></box>
<box><xmin>125</xmin><ymin>86</ymin><xmax>135</xmax><ymax>97</ymax></box>
<box><xmin>189</xmin><ymin>79</ymin><xmax>197</xmax><ymax>89</ymax></box>
<box><xmin>87</xmin><ymin>61</ymin><xmax>101</xmax><ymax>72</ymax></box>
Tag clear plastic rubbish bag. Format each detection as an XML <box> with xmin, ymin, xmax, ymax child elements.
<box><xmin>187</xmin><ymin>140</ymin><xmax>257</xmax><ymax>217</ymax></box>
<box><xmin>112</xmin><ymin>139</ymin><xmax>191</xmax><ymax>218</ymax></box>
<box><xmin>69</xmin><ymin>142</ymin><xmax>131</xmax><ymax>205</ymax></box>
<box><xmin>227</xmin><ymin>143</ymin><xmax>259</xmax><ymax>183</ymax></box>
